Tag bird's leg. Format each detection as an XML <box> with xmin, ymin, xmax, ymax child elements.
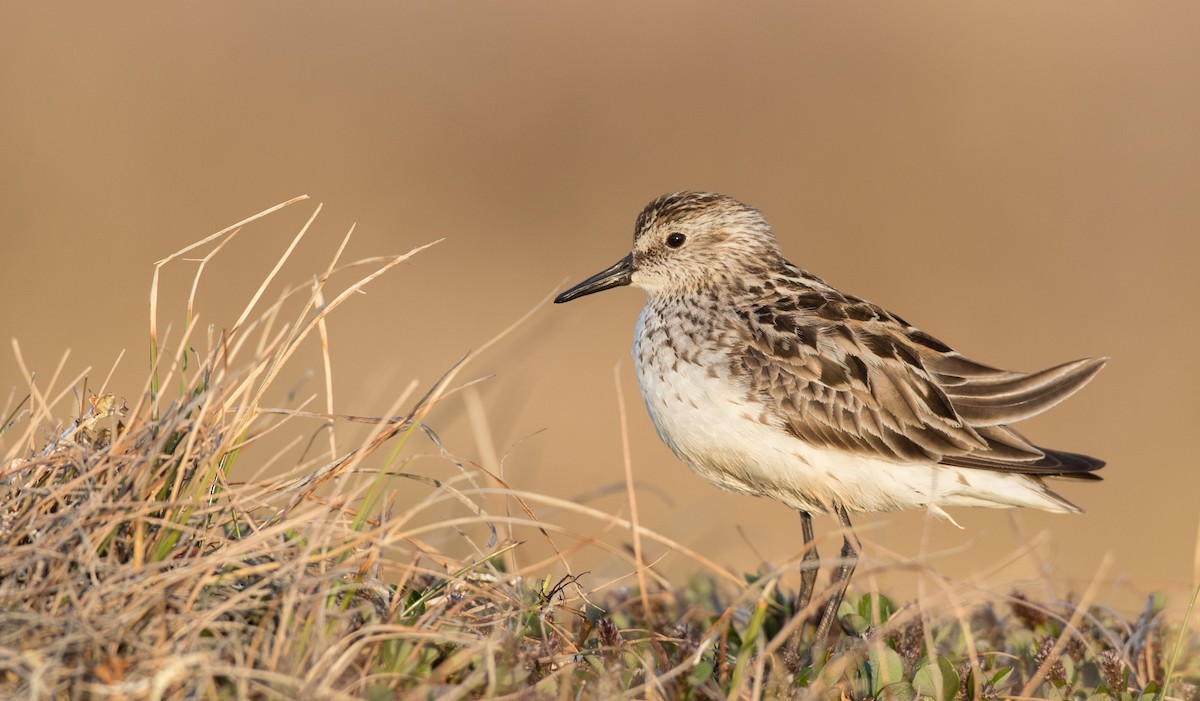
<box><xmin>795</xmin><ymin>511</ymin><xmax>819</xmax><ymax>614</ymax></box>
<box><xmin>811</xmin><ymin>504</ymin><xmax>860</xmax><ymax>651</ymax></box>
<box><xmin>786</xmin><ymin>511</ymin><xmax>821</xmax><ymax>670</ymax></box>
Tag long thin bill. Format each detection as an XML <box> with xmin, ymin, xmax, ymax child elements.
<box><xmin>554</xmin><ymin>254</ymin><xmax>634</xmax><ymax>303</ymax></box>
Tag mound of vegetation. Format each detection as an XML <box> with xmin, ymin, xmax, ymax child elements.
<box><xmin>2</xmin><ymin>199</ymin><xmax>1195</xmax><ymax>699</ymax></box>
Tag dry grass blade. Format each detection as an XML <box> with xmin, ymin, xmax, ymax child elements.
<box><xmin>1018</xmin><ymin>553</ymin><xmax>1112</xmax><ymax>696</ymax></box>
<box><xmin>614</xmin><ymin>359</ymin><xmax>652</xmax><ymax>628</ymax></box>
<box><xmin>2</xmin><ymin>200</ymin><xmax>1195</xmax><ymax>700</ymax></box>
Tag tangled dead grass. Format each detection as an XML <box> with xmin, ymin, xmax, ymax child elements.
<box><xmin>1</xmin><ymin>197</ymin><xmax>1196</xmax><ymax>700</ymax></box>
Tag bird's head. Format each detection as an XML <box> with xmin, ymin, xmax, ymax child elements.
<box><xmin>555</xmin><ymin>191</ymin><xmax>784</xmax><ymax>304</ymax></box>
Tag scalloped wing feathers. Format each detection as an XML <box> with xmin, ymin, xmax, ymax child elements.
<box><xmin>734</xmin><ymin>277</ymin><xmax>1105</xmax><ymax>477</ymax></box>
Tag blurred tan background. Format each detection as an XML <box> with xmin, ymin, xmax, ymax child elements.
<box><xmin>3</xmin><ymin>3</ymin><xmax>1197</xmax><ymax>610</ymax></box>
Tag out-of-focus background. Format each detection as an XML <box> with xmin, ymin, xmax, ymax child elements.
<box><xmin>3</xmin><ymin>3</ymin><xmax>1196</xmax><ymax>610</ymax></box>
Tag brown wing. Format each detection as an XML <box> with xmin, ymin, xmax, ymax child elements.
<box><xmin>733</xmin><ymin>289</ymin><xmax>1105</xmax><ymax>477</ymax></box>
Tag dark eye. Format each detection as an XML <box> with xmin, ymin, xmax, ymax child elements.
<box><xmin>665</xmin><ymin>232</ymin><xmax>686</xmax><ymax>248</ymax></box>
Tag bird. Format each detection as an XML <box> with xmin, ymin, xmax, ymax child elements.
<box><xmin>553</xmin><ymin>191</ymin><xmax>1105</xmax><ymax>655</ymax></box>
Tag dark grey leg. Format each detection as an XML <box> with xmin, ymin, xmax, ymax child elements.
<box><xmin>795</xmin><ymin>511</ymin><xmax>819</xmax><ymax>613</ymax></box>
<box><xmin>811</xmin><ymin>504</ymin><xmax>860</xmax><ymax>649</ymax></box>
<box><xmin>787</xmin><ymin>511</ymin><xmax>820</xmax><ymax>663</ymax></box>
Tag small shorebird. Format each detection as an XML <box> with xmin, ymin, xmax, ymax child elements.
<box><xmin>554</xmin><ymin>191</ymin><xmax>1105</xmax><ymax>652</ymax></box>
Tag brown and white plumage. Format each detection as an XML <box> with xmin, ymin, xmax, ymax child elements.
<box><xmin>555</xmin><ymin>190</ymin><xmax>1106</xmax><ymax>650</ymax></box>
<box><xmin>558</xmin><ymin>191</ymin><xmax>1105</xmax><ymax>517</ymax></box>
<box><xmin>734</xmin><ymin>270</ymin><xmax>1105</xmax><ymax>482</ymax></box>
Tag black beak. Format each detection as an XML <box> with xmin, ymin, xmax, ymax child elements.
<box><xmin>554</xmin><ymin>254</ymin><xmax>634</xmax><ymax>303</ymax></box>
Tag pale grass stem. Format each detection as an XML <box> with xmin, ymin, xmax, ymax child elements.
<box><xmin>2</xmin><ymin>198</ymin><xmax>1193</xmax><ymax>699</ymax></box>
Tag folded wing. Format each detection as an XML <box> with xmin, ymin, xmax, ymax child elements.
<box><xmin>734</xmin><ymin>291</ymin><xmax>1105</xmax><ymax>478</ymax></box>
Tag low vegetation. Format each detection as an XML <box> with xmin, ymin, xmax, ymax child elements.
<box><xmin>1</xmin><ymin>198</ymin><xmax>1195</xmax><ymax>699</ymax></box>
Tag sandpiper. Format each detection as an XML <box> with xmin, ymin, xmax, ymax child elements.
<box><xmin>554</xmin><ymin>191</ymin><xmax>1104</xmax><ymax>653</ymax></box>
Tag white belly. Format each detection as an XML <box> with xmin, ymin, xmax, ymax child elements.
<box><xmin>631</xmin><ymin>309</ymin><xmax>1076</xmax><ymax>516</ymax></box>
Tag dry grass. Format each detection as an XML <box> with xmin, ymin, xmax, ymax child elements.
<box><xmin>1</xmin><ymin>198</ymin><xmax>1196</xmax><ymax>700</ymax></box>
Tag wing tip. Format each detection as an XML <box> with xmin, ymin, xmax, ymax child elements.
<box><xmin>1041</xmin><ymin>447</ymin><xmax>1106</xmax><ymax>477</ymax></box>
<box><xmin>1051</xmin><ymin>356</ymin><xmax>1108</xmax><ymax>388</ymax></box>
<box><xmin>1075</xmin><ymin>355</ymin><xmax>1109</xmax><ymax>377</ymax></box>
